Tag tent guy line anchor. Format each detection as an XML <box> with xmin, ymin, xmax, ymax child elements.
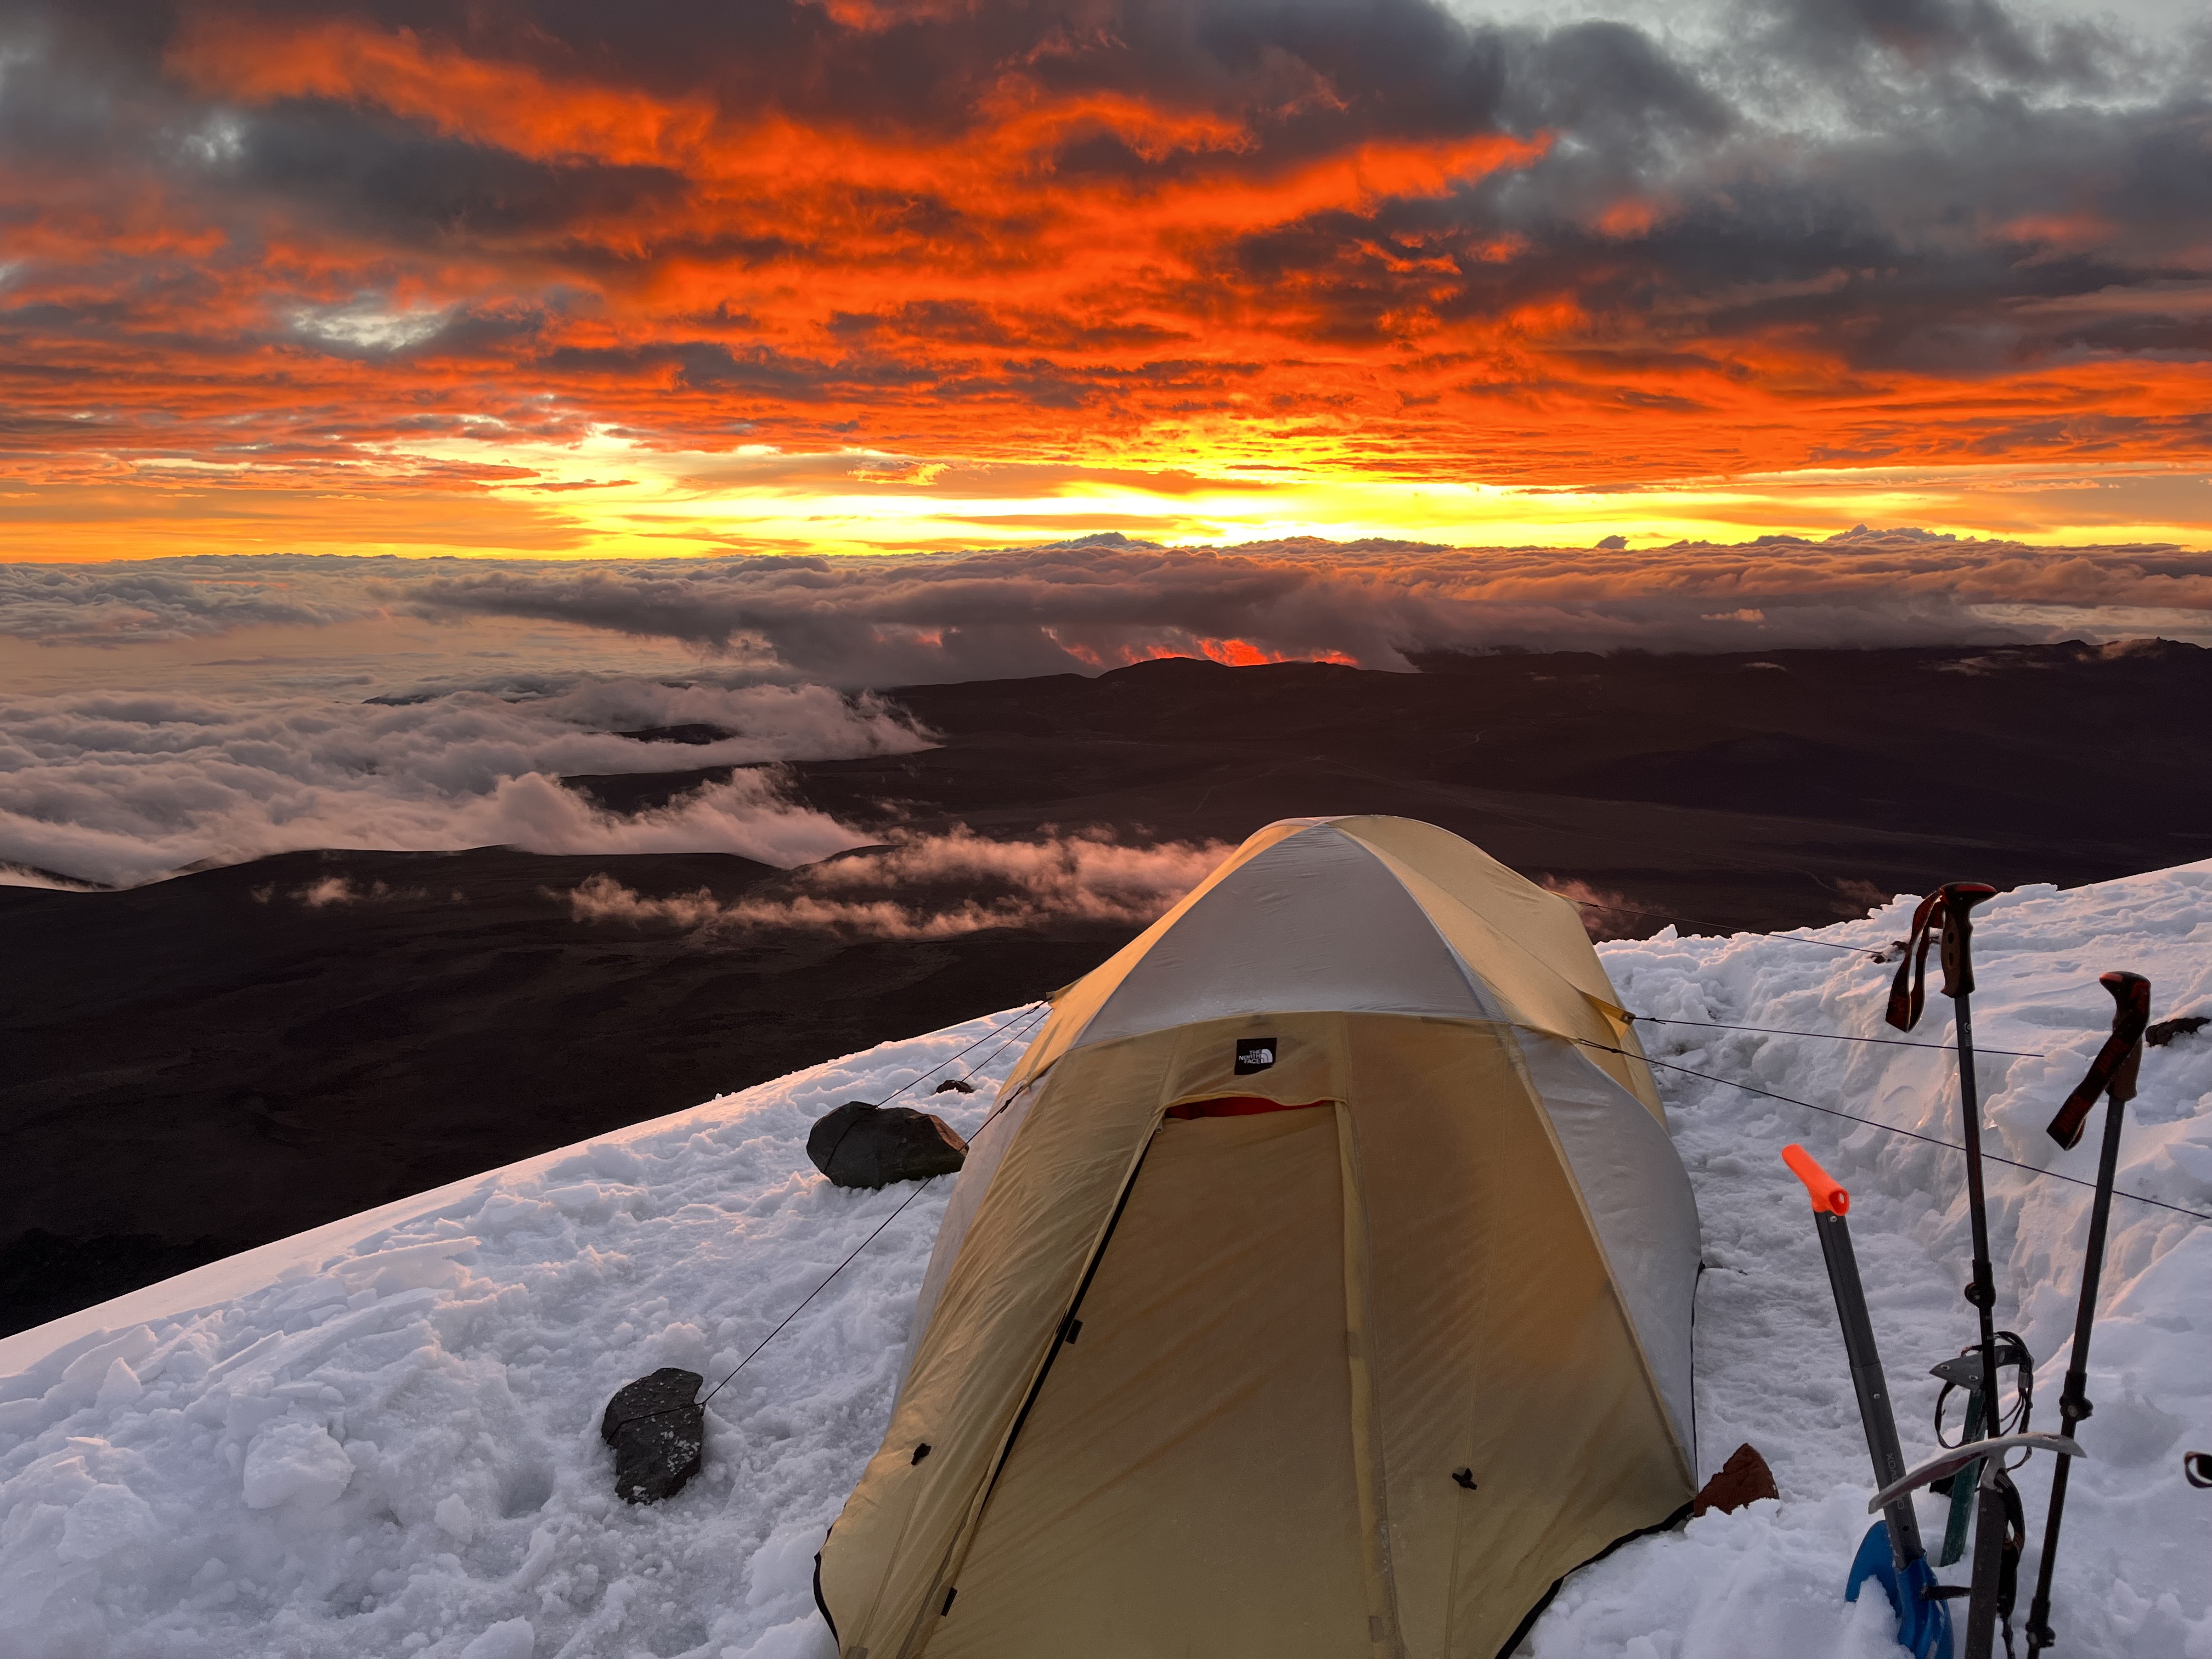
<box><xmin>1573</xmin><ymin>1040</ymin><xmax>2211</xmax><ymax>1224</ymax></box>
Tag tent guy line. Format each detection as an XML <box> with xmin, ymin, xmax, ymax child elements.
<box><xmin>694</xmin><ymin>985</ymin><xmax>2109</xmax><ymax>1423</ymax></box>
<box><xmin>1629</xmin><ymin>1014</ymin><xmax>2047</xmax><ymax>1059</ymax></box>
<box><xmin>1564</xmin><ymin>896</ymin><xmax>1883</xmax><ymax>957</ymax></box>
<box><xmin>697</xmin><ymin>1175</ymin><xmax>942</xmax><ymax>1412</ymax></box>
<box><xmin>1576</xmin><ymin>1040</ymin><xmax>2212</xmax><ymax>1224</ymax></box>
<box><xmin>697</xmin><ymin>1002</ymin><xmax>1052</xmax><ymax>1410</ymax></box>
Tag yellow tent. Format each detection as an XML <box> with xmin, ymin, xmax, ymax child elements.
<box><xmin>817</xmin><ymin>815</ymin><xmax>1700</xmax><ymax>1658</ymax></box>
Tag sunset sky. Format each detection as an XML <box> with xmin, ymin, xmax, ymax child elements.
<box><xmin>3</xmin><ymin>0</ymin><xmax>2209</xmax><ymax>563</ymax></box>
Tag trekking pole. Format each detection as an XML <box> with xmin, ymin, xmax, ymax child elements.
<box><xmin>2024</xmin><ymin>971</ymin><xmax>2151</xmax><ymax>1655</ymax></box>
<box><xmin>1887</xmin><ymin>882</ymin><xmax>2011</xmax><ymax>1659</ymax></box>
<box><xmin>1782</xmin><ymin>1144</ymin><xmax>1953</xmax><ymax>1659</ymax></box>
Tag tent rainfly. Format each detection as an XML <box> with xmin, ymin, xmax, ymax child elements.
<box><xmin>816</xmin><ymin>815</ymin><xmax>1701</xmax><ymax>1659</ymax></box>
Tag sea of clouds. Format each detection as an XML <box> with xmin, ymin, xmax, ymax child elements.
<box><xmin>0</xmin><ymin>680</ymin><xmax>924</xmax><ymax>889</ymax></box>
<box><xmin>9</xmin><ymin>532</ymin><xmax>2212</xmax><ymax>681</ymax></box>
<box><xmin>8</xmin><ymin>531</ymin><xmax>2211</xmax><ymax>894</ymax></box>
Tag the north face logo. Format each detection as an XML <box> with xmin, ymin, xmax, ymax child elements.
<box><xmin>1233</xmin><ymin>1039</ymin><xmax>1277</xmax><ymax>1075</ymax></box>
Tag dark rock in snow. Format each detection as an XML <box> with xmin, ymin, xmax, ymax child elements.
<box><xmin>933</xmin><ymin>1076</ymin><xmax>975</xmax><ymax>1094</ymax></box>
<box><xmin>807</xmin><ymin>1101</ymin><xmax>968</xmax><ymax>1189</ymax></box>
<box><xmin>2147</xmin><ymin>1014</ymin><xmax>2208</xmax><ymax>1048</ymax></box>
<box><xmin>600</xmin><ymin>1367</ymin><xmax>705</xmax><ymax>1504</ymax></box>
<box><xmin>1692</xmin><ymin>1442</ymin><xmax>1779</xmax><ymax>1516</ymax></box>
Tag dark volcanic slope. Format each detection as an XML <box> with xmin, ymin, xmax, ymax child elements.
<box><xmin>0</xmin><ymin>849</ymin><xmax>1124</xmax><ymax>1336</ymax></box>
<box><xmin>10</xmin><ymin>640</ymin><xmax>2212</xmax><ymax>1335</ymax></box>
<box><xmin>770</xmin><ymin>640</ymin><xmax>2212</xmax><ymax>928</ymax></box>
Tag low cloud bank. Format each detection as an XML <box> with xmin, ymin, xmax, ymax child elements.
<box><xmin>411</xmin><ymin>532</ymin><xmax>2212</xmax><ymax>678</ymax></box>
<box><xmin>0</xmin><ymin>679</ymin><xmax>923</xmax><ymax>887</ymax></box>
<box><xmin>0</xmin><ymin>561</ymin><xmax>373</xmax><ymax>645</ymax></box>
<box><xmin>565</xmin><ymin>826</ymin><xmax>1234</xmax><ymax>940</ymax></box>
<box><xmin>12</xmin><ymin>532</ymin><xmax>2212</xmax><ymax>687</ymax></box>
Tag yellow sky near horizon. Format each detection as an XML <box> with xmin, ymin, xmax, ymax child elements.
<box><xmin>9</xmin><ymin>437</ymin><xmax>2209</xmax><ymax>565</ymax></box>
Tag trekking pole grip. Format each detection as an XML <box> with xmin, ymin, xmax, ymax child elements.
<box><xmin>2046</xmin><ymin>971</ymin><xmax>2151</xmax><ymax>1150</ymax></box>
<box><xmin>1937</xmin><ymin>883</ymin><xmax>1998</xmax><ymax>1000</ymax></box>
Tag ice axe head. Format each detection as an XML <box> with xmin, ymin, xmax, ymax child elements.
<box><xmin>2046</xmin><ymin>970</ymin><xmax>2152</xmax><ymax>1150</ymax></box>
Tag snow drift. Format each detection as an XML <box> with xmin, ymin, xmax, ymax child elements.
<box><xmin>2</xmin><ymin>865</ymin><xmax>2208</xmax><ymax>1658</ymax></box>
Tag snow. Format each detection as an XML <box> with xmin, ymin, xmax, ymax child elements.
<box><xmin>3</xmin><ymin>864</ymin><xmax>2209</xmax><ymax>1659</ymax></box>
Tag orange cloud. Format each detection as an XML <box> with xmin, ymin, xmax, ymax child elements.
<box><xmin>168</xmin><ymin>19</ymin><xmax>721</xmax><ymax>171</ymax></box>
<box><xmin>0</xmin><ymin>0</ymin><xmax>2203</xmax><ymax>562</ymax></box>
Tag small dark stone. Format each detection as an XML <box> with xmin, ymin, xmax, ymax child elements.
<box><xmin>2147</xmin><ymin>1014</ymin><xmax>2208</xmax><ymax>1048</ymax></box>
<box><xmin>1691</xmin><ymin>1442</ymin><xmax>1778</xmax><ymax>1516</ymax></box>
<box><xmin>806</xmin><ymin>1102</ymin><xmax>968</xmax><ymax>1189</ymax></box>
<box><xmin>600</xmin><ymin>1367</ymin><xmax>706</xmax><ymax>1504</ymax></box>
<box><xmin>933</xmin><ymin>1077</ymin><xmax>975</xmax><ymax>1094</ymax></box>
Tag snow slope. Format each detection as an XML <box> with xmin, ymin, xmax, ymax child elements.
<box><xmin>3</xmin><ymin>865</ymin><xmax>2209</xmax><ymax>1659</ymax></box>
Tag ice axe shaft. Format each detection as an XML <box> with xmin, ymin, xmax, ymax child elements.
<box><xmin>2025</xmin><ymin>970</ymin><xmax>2151</xmax><ymax>1655</ymax></box>
<box><xmin>1784</xmin><ymin>1144</ymin><xmax>1926</xmax><ymax>1566</ymax></box>
<box><xmin>1788</xmin><ymin>1144</ymin><xmax>1954</xmax><ymax>1659</ymax></box>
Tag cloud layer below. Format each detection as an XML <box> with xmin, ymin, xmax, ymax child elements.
<box><xmin>564</xmin><ymin>826</ymin><xmax>1234</xmax><ymax>941</ymax></box>
<box><xmin>0</xmin><ymin>679</ymin><xmax>924</xmax><ymax>887</ymax></box>
<box><xmin>12</xmin><ymin>527</ymin><xmax>2208</xmax><ymax>889</ymax></box>
<box><xmin>1</xmin><ymin>0</ymin><xmax>2208</xmax><ymax>552</ymax></box>
<box><xmin>8</xmin><ymin>532</ymin><xmax>2211</xmax><ymax>700</ymax></box>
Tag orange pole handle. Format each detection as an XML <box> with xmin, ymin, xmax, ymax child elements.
<box><xmin>1782</xmin><ymin>1143</ymin><xmax>1850</xmax><ymax>1215</ymax></box>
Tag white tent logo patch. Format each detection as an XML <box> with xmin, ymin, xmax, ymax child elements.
<box><xmin>1234</xmin><ymin>1039</ymin><xmax>1277</xmax><ymax>1074</ymax></box>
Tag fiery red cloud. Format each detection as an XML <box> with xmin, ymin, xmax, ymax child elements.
<box><xmin>1</xmin><ymin>0</ymin><xmax>2208</xmax><ymax>557</ymax></box>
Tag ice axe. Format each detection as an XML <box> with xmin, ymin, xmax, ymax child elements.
<box><xmin>1888</xmin><ymin>881</ymin><xmax>2017</xmax><ymax>1659</ymax></box>
<box><xmin>1784</xmin><ymin>1143</ymin><xmax>1954</xmax><ymax>1659</ymax></box>
<box><xmin>2024</xmin><ymin>970</ymin><xmax>2151</xmax><ymax>1655</ymax></box>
